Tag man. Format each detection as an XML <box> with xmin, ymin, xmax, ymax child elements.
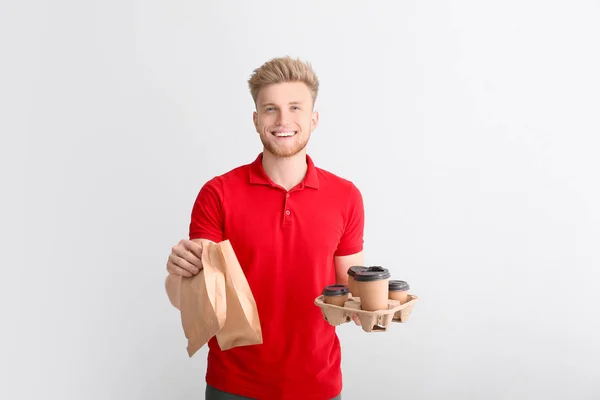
<box><xmin>165</xmin><ymin>56</ymin><xmax>365</xmax><ymax>400</ymax></box>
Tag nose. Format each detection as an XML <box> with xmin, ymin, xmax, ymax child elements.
<box><xmin>276</xmin><ymin>109</ymin><xmax>291</xmax><ymax>126</ymax></box>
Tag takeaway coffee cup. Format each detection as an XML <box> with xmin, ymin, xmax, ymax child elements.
<box><xmin>354</xmin><ymin>266</ymin><xmax>391</xmax><ymax>311</ymax></box>
<box><xmin>388</xmin><ymin>280</ymin><xmax>410</xmax><ymax>304</ymax></box>
<box><xmin>346</xmin><ymin>266</ymin><xmax>368</xmax><ymax>297</ymax></box>
<box><xmin>322</xmin><ymin>284</ymin><xmax>350</xmax><ymax>307</ymax></box>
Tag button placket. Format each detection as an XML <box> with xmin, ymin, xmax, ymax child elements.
<box><xmin>283</xmin><ymin>191</ymin><xmax>292</xmax><ymax>226</ymax></box>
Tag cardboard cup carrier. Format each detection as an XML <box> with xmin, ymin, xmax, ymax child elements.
<box><xmin>315</xmin><ymin>266</ymin><xmax>418</xmax><ymax>332</ymax></box>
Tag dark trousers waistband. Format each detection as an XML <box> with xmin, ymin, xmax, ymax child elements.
<box><xmin>205</xmin><ymin>384</ymin><xmax>342</xmax><ymax>400</ymax></box>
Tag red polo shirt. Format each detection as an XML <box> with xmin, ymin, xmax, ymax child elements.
<box><xmin>188</xmin><ymin>153</ymin><xmax>364</xmax><ymax>400</ymax></box>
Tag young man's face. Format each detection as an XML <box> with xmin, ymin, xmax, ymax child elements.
<box><xmin>253</xmin><ymin>82</ymin><xmax>319</xmax><ymax>158</ymax></box>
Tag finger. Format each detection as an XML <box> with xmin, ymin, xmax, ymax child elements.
<box><xmin>173</xmin><ymin>243</ymin><xmax>203</xmax><ymax>269</ymax></box>
<box><xmin>174</xmin><ymin>266</ymin><xmax>193</xmax><ymax>277</ymax></box>
<box><xmin>168</xmin><ymin>253</ymin><xmax>199</xmax><ymax>274</ymax></box>
<box><xmin>167</xmin><ymin>261</ymin><xmax>191</xmax><ymax>277</ymax></box>
<box><xmin>174</xmin><ymin>254</ymin><xmax>200</xmax><ymax>274</ymax></box>
<box><xmin>182</xmin><ymin>240</ymin><xmax>203</xmax><ymax>259</ymax></box>
<box><xmin>167</xmin><ymin>260</ymin><xmax>192</xmax><ymax>277</ymax></box>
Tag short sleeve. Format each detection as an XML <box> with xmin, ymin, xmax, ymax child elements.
<box><xmin>335</xmin><ymin>183</ymin><xmax>365</xmax><ymax>256</ymax></box>
<box><xmin>189</xmin><ymin>178</ymin><xmax>224</xmax><ymax>243</ymax></box>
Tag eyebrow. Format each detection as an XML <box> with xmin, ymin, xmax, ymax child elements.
<box><xmin>260</xmin><ymin>101</ymin><xmax>304</xmax><ymax>108</ymax></box>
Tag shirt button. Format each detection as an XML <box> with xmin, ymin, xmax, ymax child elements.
<box><xmin>285</xmin><ymin>210</ymin><xmax>291</xmax><ymax>215</ymax></box>
<box><xmin>286</xmin><ymin>193</ymin><xmax>290</xmax><ymax>198</ymax></box>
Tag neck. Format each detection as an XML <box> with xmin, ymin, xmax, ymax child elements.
<box><xmin>261</xmin><ymin>149</ymin><xmax>308</xmax><ymax>191</ymax></box>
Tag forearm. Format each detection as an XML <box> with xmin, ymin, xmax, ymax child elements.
<box><xmin>336</xmin><ymin>272</ymin><xmax>349</xmax><ymax>286</ymax></box>
<box><xmin>334</xmin><ymin>251</ymin><xmax>364</xmax><ymax>286</ymax></box>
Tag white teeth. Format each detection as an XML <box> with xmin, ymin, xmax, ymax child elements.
<box><xmin>274</xmin><ymin>131</ymin><xmax>295</xmax><ymax>137</ymax></box>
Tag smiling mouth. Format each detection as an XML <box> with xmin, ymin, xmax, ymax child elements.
<box><xmin>272</xmin><ymin>131</ymin><xmax>297</xmax><ymax>137</ymax></box>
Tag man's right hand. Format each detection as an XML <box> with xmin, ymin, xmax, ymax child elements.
<box><xmin>166</xmin><ymin>239</ymin><xmax>203</xmax><ymax>277</ymax></box>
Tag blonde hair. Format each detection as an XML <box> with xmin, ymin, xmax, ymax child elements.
<box><xmin>248</xmin><ymin>56</ymin><xmax>319</xmax><ymax>107</ymax></box>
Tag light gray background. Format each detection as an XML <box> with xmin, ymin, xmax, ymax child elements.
<box><xmin>2</xmin><ymin>1</ymin><xmax>599</xmax><ymax>399</ymax></box>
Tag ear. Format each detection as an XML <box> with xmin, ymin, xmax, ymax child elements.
<box><xmin>253</xmin><ymin>111</ymin><xmax>259</xmax><ymax>132</ymax></box>
<box><xmin>311</xmin><ymin>110</ymin><xmax>319</xmax><ymax>132</ymax></box>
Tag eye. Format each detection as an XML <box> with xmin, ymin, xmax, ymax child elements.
<box><xmin>291</xmin><ymin>106</ymin><xmax>300</xmax><ymax>110</ymax></box>
<box><xmin>265</xmin><ymin>107</ymin><xmax>275</xmax><ymax>112</ymax></box>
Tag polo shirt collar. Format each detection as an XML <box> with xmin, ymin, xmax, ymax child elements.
<box><xmin>249</xmin><ymin>152</ymin><xmax>319</xmax><ymax>189</ymax></box>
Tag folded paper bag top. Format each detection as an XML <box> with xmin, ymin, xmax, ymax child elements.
<box><xmin>179</xmin><ymin>240</ymin><xmax>263</xmax><ymax>357</ymax></box>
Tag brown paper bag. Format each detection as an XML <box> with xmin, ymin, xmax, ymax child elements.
<box><xmin>179</xmin><ymin>240</ymin><xmax>262</xmax><ymax>357</ymax></box>
<box><xmin>180</xmin><ymin>241</ymin><xmax>227</xmax><ymax>357</ymax></box>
